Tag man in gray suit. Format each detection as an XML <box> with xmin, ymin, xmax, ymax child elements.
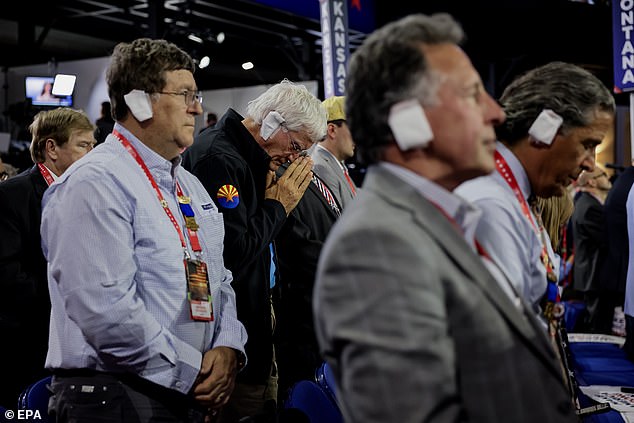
<box><xmin>313</xmin><ymin>13</ymin><xmax>578</xmax><ymax>423</ymax></box>
<box><xmin>311</xmin><ymin>95</ymin><xmax>357</xmax><ymax>209</ymax></box>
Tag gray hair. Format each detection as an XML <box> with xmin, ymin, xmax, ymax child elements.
<box><xmin>496</xmin><ymin>61</ymin><xmax>615</xmax><ymax>146</ymax></box>
<box><xmin>106</xmin><ymin>38</ymin><xmax>195</xmax><ymax>121</ymax></box>
<box><xmin>346</xmin><ymin>13</ymin><xmax>464</xmax><ymax>164</ymax></box>
<box><xmin>246</xmin><ymin>79</ymin><xmax>327</xmax><ymax>143</ymax></box>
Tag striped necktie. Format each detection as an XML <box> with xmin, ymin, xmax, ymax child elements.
<box><xmin>312</xmin><ymin>175</ymin><xmax>341</xmax><ymax>217</ymax></box>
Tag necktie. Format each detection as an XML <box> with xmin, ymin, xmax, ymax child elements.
<box><xmin>313</xmin><ymin>175</ymin><xmax>341</xmax><ymax>217</ymax></box>
<box><xmin>343</xmin><ymin>166</ymin><xmax>357</xmax><ymax>196</ymax></box>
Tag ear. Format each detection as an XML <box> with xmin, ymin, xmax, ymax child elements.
<box><xmin>45</xmin><ymin>138</ymin><xmax>58</xmax><ymax>160</ymax></box>
<box><xmin>124</xmin><ymin>89</ymin><xmax>153</xmax><ymax>122</ymax></box>
<box><xmin>327</xmin><ymin>122</ymin><xmax>338</xmax><ymax>138</ymax></box>
<box><xmin>528</xmin><ymin>109</ymin><xmax>563</xmax><ymax>147</ymax></box>
<box><xmin>260</xmin><ymin>111</ymin><xmax>285</xmax><ymax>140</ymax></box>
<box><xmin>388</xmin><ymin>99</ymin><xmax>433</xmax><ymax>151</ymax></box>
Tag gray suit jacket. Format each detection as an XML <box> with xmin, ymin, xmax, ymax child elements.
<box><xmin>311</xmin><ymin>145</ymin><xmax>355</xmax><ymax>209</ymax></box>
<box><xmin>313</xmin><ymin>165</ymin><xmax>576</xmax><ymax>423</ymax></box>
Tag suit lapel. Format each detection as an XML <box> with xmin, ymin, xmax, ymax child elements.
<box><xmin>318</xmin><ymin>147</ymin><xmax>353</xmax><ymax>199</ymax></box>
<box><xmin>309</xmin><ymin>176</ymin><xmax>340</xmax><ymax>219</ymax></box>
<box><xmin>365</xmin><ymin>167</ymin><xmax>563</xmax><ymax>379</ymax></box>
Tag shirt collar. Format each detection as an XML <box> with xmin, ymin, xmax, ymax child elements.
<box><xmin>496</xmin><ymin>141</ymin><xmax>531</xmax><ymax>201</ymax></box>
<box><xmin>113</xmin><ymin>123</ymin><xmax>180</xmax><ymax>174</ymax></box>
<box><xmin>379</xmin><ymin>162</ymin><xmax>482</xmax><ymax>248</ymax></box>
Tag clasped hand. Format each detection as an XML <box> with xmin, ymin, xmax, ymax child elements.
<box><xmin>265</xmin><ymin>156</ymin><xmax>313</xmax><ymax>215</ymax></box>
<box><xmin>191</xmin><ymin>346</ymin><xmax>238</xmax><ymax>413</ymax></box>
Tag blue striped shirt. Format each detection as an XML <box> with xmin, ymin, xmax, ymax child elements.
<box><xmin>41</xmin><ymin>123</ymin><xmax>247</xmax><ymax>394</ymax></box>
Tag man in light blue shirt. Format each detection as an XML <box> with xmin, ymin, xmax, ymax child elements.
<box><xmin>41</xmin><ymin>38</ymin><xmax>247</xmax><ymax>422</ymax></box>
<box><xmin>457</xmin><ymin>62</ymin><xmax>615</xmax><ymax>317</ymax></box>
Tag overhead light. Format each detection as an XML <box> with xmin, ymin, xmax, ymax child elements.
<box><xmin>188</xmin><ymin>34</ymin><xmax>203</xmax><ymax>44</ymax></box>
<box><xmin>242</xmin><ymin>62</ymin><xmax>254</xmax><ymax>70</ymax></box>
<box><xmin>216</xmin><ymin>32</ymin><xmax>225</xmax><ymax>44</ymax></box>
<box><xmin>199</xmin><ymin>56</ymin><xmax>210</xmax><ymax>69</ymax></box>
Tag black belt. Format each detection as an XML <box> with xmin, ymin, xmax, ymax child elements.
<box><xmin>52</xmin><ymin>368</ymin><xmax>201</xmax><ymax>411</ymax></box>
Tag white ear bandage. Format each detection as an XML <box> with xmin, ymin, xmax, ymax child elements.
<box><xmin>528</xmin><ymin>109</ymin><xmax>563</xmax><ymax>146</ymax></box>
<box><xmin>260</xmin><ymin>111</ymin><xmax>285</xmax><ymax>140</ymax></box>
<box><xmin>387</xmin><ymin>99</ymin><xmax>434</xmax><ymax>151</ymax></box>
<box><xmin>124</xmin><ymin>90</ymin><xmax>153</xmax><ymax>122</ymax></box>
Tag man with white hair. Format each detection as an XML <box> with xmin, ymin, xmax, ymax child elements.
<box><xmin>182</xmin><ymin>79</ymin><xmax>326</xmax><ymax>421</ymax></box>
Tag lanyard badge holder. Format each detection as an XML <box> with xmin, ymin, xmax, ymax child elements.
<box><xmin>114</xmin><ymin>129</ymin><xmax>213</xmax><ymax>322</ymax></box>
<box><xmin>184</xmin><ymin>256</ymin><xmax>213</xmax><ymax>321</ymax></box>
<box><xmin>178</xmin><ymin>194</ymin><xmax>214</xmax><ymax>321</ymax></box>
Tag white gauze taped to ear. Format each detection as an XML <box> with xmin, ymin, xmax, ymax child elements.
<box><xmin>124</xmin><ymin>89</ymin><xmax>153</xmax><ymax>122</ymax></box>
<box><xmin>260</xmin><ymin>111</ymin><xmax>285</xmax><ymax>140</ymax></box>
<box><xmin>388</xmin><ymin>99</ymin><xmax>434</xmax><ymax>151</ymax></box>
<box><xmin>528</xmin><ymin>109</ymin><xmax>563</xmax><ymax>146</ymax></box>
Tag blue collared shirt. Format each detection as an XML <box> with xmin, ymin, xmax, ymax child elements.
<box><xmin>456</xmin><ymin>142</ymin><xmax>548</xmax><ymax>311</ymax></box>
<box><xmin>41</xmin><ymin>123</ymin><xmax>247</xmax><ymax>394</ymax></box>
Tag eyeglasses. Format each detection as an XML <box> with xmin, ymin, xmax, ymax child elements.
<box><xmin>284</xmin><ymin>129</ymin><xmax>307</xmax><ymax>153</ymax></box>
<box><xmin>158</xmin><ymin>90</ymin><xmax>203</xmax><ymax>106</ymax></box>
<box><xmin>592</xmin><ymin>172</ymin><xmax>608</xmax><ymax>180</ymax></box>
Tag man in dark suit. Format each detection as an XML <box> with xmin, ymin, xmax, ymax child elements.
<box><xmin>274</xmin><ymin>163</ymin><xmax>342</xmax><ymax>401</ymax></box>
<box><xmin>0</xmin><ymin>107</ymin><xmax>95</xmax><ymax>406</ymax></box>
<box><xmin>602</xmin><ymin>166</ymin><xmax>634</xmax><ymax>355</ymax></box>
<box><xmin>571</xmin><ymin>167</ymin><xmax>611</xmax><ymax>333</ymax></box>
<box><xmin>313</xmin><ymin>13</ymin><xmax>577</xmax><ymax>423</ymax></box>
<box><xmin>94</xmin><ymin>100</ymin><xmax>114</xmax><ymax>144</ymax></box>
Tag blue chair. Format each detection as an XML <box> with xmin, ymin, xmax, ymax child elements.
<box><xmin>284</xmin><ymin>380</ymin><xmax>343</xmax><ymax>423</ymax></box>
<box><xmin>315</xmin><ymin>361</ymin><xmax>338</xmax><ymax>406</ymax></box>
<box><xmin>18</xmin><ymin>376</ymin><xmax>53</xmax><ymax>423</ymax></box>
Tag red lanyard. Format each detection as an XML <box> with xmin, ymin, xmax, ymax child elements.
<box><xmin>37</xmin><ymin>163</ymin><xmax>55</xmax><ymax>186</ymax></box>
<box><xmin>427</xmin><ymin>199</ymin><xmax>490</xmax><ymax>259</ymax></box>
<box><xmin>113</xmin><ymin>130</ymin><xmax>201</xmax><ymax>256</ymax></box>
<box><xmin>494</xmin><ymin>150</ymin><xmax>556</xmax><ymax>281</ymax></box>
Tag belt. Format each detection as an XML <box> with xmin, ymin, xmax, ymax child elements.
<box><xmin>52</xmin><ymin>368</ymin><xmax>200</xmax><ymax>410</ymax></box>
